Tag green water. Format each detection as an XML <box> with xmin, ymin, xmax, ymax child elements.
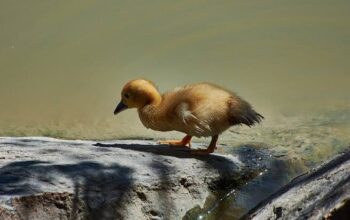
<box><xmin>1</xmin><ymin>0</ymin><xmax>349</xmax><ymax>140</ymax></box>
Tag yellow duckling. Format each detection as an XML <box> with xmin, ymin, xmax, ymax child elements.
<box><xmin>114</xmin><ymin>79</ymin><xmax>263</xmax><ymax>155</ymax></box>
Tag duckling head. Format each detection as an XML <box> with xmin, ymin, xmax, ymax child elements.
<box><xmin>114</xmin><ymin>79</ymin><xmax>161</xmax><ymax>115</ymax></box>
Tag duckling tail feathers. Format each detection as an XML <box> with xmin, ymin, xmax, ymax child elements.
<box><xmin>238</xmin><ymin>109</ymin><xmax>264</xmax><ymax>127</ymax></box>
<box><xmin>228</xmin><ymin>98</ymin><xmax>264</xmax><ymax>127</ymax></box>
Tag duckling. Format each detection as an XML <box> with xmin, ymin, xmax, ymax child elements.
<box><xmin>114</xmin><ymin>79</ymin><xmax>264</xmax><ymax>155</ymax></box>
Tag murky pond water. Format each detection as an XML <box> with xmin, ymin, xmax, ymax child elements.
<box><xmin>1</xmin><ymin>1</ymin><xmax>349</xmax><ymax>140</ymax></box>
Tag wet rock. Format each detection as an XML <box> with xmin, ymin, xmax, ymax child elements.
<box><xmin>243</xmin><ymin>150</ymin><xmax>350</xmax><ymax>220</ymax></box>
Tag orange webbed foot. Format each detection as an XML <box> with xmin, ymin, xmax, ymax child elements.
<box><xmin>158</xmin><ymin>140</ymin><xmax>191</xmax><ymax>148</ymax></box>
<box><xmin>158</xmin><ymin>135</ymin><xmax>192</xmax><ymax>148</ymax></box>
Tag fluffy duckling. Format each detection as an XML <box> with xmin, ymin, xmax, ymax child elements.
<box><xmin>114</xmin><ymin>79</ymin><xmax>263</xmax><ymax>155</ymax></box>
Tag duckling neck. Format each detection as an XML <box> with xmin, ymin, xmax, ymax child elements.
<box><xmin>149</xmin><ymin>92</ymin><xmax>162</xmax><ymax>106</ymax></box>
<box><xmin>138</xmin><ymin>95</ymin><xmax>169</xmax><ymax>131</ymax></box>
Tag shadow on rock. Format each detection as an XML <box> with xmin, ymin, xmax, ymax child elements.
<box><xmin>0</xmin><ymin>160</ymin><xmax>134</xmax><ymax>220</ymax></box>
<box><xmin>94</xmin><ymin>142</ymin><xmax>243</xmax><ymax>188</ymax></box>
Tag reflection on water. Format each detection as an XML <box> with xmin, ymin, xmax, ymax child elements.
<box><xmin>197</xmin><ymin>159</ymin><xmax>305</xmax><ymax>220</ymax></box>
<box><xmin>184</xmin><ymin>145</ymin><xmax>307</xmax><ymax>220</ymax></box>
<box><xmin>0</xmin><ymin>0</ymin><xmax>350</xmax><ymax>139</ymax></box>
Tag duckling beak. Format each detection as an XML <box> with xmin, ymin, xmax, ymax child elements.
<box><xmin>114</xmin><ymin>101</ymin><xmax>128</xmax><ymax>115</ymax></box>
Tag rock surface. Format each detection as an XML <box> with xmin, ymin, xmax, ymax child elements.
<box><xmin>0</xmin><ymin>137</ymin><xmax>267</xmax><ymax>220</ymax></box>
<box><xmin>243</xmin><ymin>151</ymin><xmax>350</xmax><ymax>220</ymax></box>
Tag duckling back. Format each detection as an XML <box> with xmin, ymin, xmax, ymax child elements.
<box><xmin>163</xmin><ymin>83</ymin><xmax>263</xmax><ymax>137</ymax></box>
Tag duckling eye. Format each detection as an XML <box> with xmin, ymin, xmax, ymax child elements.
<box><xmin>124</xmin><ymin>93</ymin><xmax>130</xmax><ymax>99</ymax></box>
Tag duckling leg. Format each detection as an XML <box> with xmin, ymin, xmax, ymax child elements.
<box><xmin>158</xmin><ymin>135</ymin><xmax>192</xmax><ymax>148</ymax></box>
<box><xmin>191</xmin><ymin>135</ymin><xmax>218</xmax><ymax>155</ymax></box>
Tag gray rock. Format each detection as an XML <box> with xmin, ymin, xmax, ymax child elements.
<box><xmin>0</xmin><ymin>137</ymin><xmax>266</xmax><ymax>220</ymax></box>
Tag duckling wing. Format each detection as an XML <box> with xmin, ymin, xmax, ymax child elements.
<box><xmin>175</xmin><ymin>102</ymin><xmax>212</xmax><ymax>137</ymax></box>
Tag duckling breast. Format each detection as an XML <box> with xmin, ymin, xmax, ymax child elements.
<box><xmin>138</xmin><ymin>105</ymin><xmax>174</xmax><ymax>132</ymax></box>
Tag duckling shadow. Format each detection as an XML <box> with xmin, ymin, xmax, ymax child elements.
<box><xmin>94</xmin><ymin>142</ymin><xmax>238</xmax><ymax>165</ymax></box>
<box><xmin>94</xmin><ymin>142</ymin><xmax>242</xmax><ymax>186</ymax></box>
<box><xmin>94</xmin><ymin>142</ymin><xmax>191</xmax><ymax>156</ymax></box>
